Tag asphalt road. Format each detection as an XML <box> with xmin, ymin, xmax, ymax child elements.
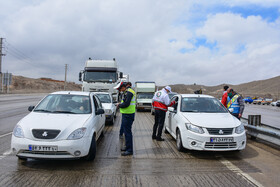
<box><xmin>0</xmin><ymin>94</ymin><xmax>280</xmax><ymax>187</ymax></box>
<box><xmin>243</xmin><ymin>103</ymin><xmax>280</xmax><ymax>129</ymax></box>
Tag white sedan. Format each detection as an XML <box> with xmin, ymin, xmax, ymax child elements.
<box><xmin>165</xmin><ymin>94</ymin><xmax>246</xmax><ymax>151</ymax></box>
<box><xmin>11</xmin><ymin>91</ymin><xmax>105</xmax><ymax>160</ymax></box>
<box><xmin>95</xmin><ymin>92</ymin><xmax>117</xmax><ymax>125</ymax></box>
<box><xmin>271</xmin><ymin>100</ymin><xmax>280</xmax><ymax>106</ymax></box>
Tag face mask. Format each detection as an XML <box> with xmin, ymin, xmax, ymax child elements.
<box><xmin>228</xmin><ymin>92</ymin><xmax>233</xmax><ymax>98</ymax></box>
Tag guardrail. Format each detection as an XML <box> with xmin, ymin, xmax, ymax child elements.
<box><xmin>241</xmin><ymin>115</ymin><xmax>280</xmax><ymax>147</ymax></box>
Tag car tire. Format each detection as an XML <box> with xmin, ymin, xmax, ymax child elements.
<box><xmin>110</xmin><ymin>116</ymin><xmax>115</xmax><ymax>125</ymax></box>
<box><xmin>114</xmin><ymin>112</ymin><xmax>117</xmax><ymax>118</ymax></box>
<box><xmin>84</xmin><ymin>134</ymin><xmax>97</xmax><ymax>161</ymax></box>
<box><xmin>17</xmin><ymin>156</ymin><xmax>27</xmax><ymax>160</ymax></box>
<box><xmin>176</xmin><ymin>129</ymin><xmax>184</xmax><ymax>152</ymax></box>
<box><xmin>164</xmin><ymin>126</ymin><xmax>169</xmax><ymax>134</ymax></box>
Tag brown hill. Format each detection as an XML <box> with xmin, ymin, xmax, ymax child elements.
<box><xmin>3</xmin><ymin>75</ymin><xmax>81</xmax><ymax>94</ymax></box>
<box><xmin>166</xmin><ymin>75</ymin><xmax>280</xmax><ymax>100</ymax></box>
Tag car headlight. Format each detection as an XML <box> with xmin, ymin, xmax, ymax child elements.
<box><xmin>13</xmin><ymin>125</ymin><xmax>24</xmax><ymax>138</ymax></box>
<box><xmin>235</xmin><ymin>123</ymin><xmax>245</xmax><ymax>134</ymax></box>
<box><xmin>67</xmin><ymin>128</ymin><xmax>87</xmax><ymax>140</ymax></box>
<box><xmin>105</xmin><ymin>109</ymin><xmax>112</xmax><ymax>115</ymax></box>
<box><xmin>185</xmin><ymin>123</ymin><xmax>204</xmax><ymax>134</ymax></box>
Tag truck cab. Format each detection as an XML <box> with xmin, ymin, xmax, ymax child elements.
<box><xmin>79</xmin><ymin>58</ymin><xmax>123</xmax><ymax>101</ymax></box>
<box><xmin>135</xmin><ymin>81</ymin><xmax>156</xmax><ymax>111</ymax></box>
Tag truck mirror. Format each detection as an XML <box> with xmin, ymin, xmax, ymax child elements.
<box><xmin>119</xmin><ymin>72</ymin><xmax>123</xmax><ymax>78</ymax></box>
<box><xmin>79</xmin><ymin>72</ymin><xmax>82</xmax><ymax>81</ymax></box>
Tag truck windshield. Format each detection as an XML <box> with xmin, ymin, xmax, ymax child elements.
<box><xmin>84</xmin><ymin>71</ymin><xmax>117</xmax><ymax>82</ymax></box>
<box><xmin>137</xmin><ymin>93</ymin><xmax>154</xmax><ymax>99</ymax></box>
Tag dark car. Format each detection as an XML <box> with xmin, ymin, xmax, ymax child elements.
<box><xmin>276</xmin><ymin>101</ymin><xmax>280</xmax><ymax>107</ymax></box>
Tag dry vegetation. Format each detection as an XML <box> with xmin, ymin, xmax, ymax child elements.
<box><xmin>3</xmin><ymin>75</ymin><xmax>81</xmax><ymax>94</ymax></box>
<box><xmin>162</xmin><ymin>75</ymin><xmax>280</xmax><ymax>100</ymax></box>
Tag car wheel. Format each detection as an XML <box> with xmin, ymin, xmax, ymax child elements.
<box><xmin>17</xmin><ymin>156</ymin><xmax>27</xmax><ymax>160</ymax></box>
<box><xmin>110</xmin><ymin>116</ymin><xmax>115</xmax><ymax>125</ymax></box>
<box><xmin>114</xmin><ymin>112</ymin><xmax>117</xmax><ymax>118</ymax></box>
<box><xmin>176</xmin><ymin>129</ymin><xmax>184</xmax><ymax>152</ymax></box>
<box><xmin>164</xmin><ymin>126</ymin><xmax>169</xmax><ymax>134</ymax></box>
<box><xmin>84</xmin><ymin>134</ymin><xmax>97</xmax><ymax>161</ymax></box>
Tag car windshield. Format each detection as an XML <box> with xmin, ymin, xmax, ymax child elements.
<box><xmin>95</xmin><ymin>94</ymin><xmax>112</xmax><ymax>103</ymax></box>
<box><xmin>84</xmin><ymin>71</ymin><xmax>117</xmax><ymax>82</ymax></box>
<box><xmin>137</xmin><ymin>93</ymin><xmax>154</xmax><ymax>99</ymax></box>
<box><xmin>34</xmin><ymin>94</ymin><xmax>92</xmax><ymax>114</ymax></box>
<box><xmin>181</xmin><ymin>97</ymin><xmax>228</xmax><ymax>113</ymax></box>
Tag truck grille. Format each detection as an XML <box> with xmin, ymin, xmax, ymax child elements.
<box><xmin>143</xmin><ymin>103</ymin><xmax>152</xmax><ymax>106</ymax></box>
<box><xmin>207</xmin><ymin>128</ymin><xmax>233</xmax><ymax>135</ymax></box>
<box><xmin>32</xmin><ymin>129</ymin><xmax>60</xmax><ymax>139</ymax></box>
<box><xmin>205</xmin><ymin>142</ymin><xmax>237</xmax><ymax>149</ymax></box>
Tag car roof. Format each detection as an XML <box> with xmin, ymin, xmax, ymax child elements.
<box><xmin>93</xmin><ymin>92</ymin><xmax>111</xmax><ymax>95</ymax></box>
<box><xmin>50</xmin><ymin>91</ymin><xmax>91</xmax><ymax>96</ymax></box>
<box><xmin>179</xmin><ymin>94</ymin><xmax>215</xmax><ymax>98</ymax></box>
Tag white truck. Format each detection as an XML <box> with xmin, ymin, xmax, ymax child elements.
<box><xmin>79</xmin><ymin>58</ymin><xmax>123</xmax><ymax>101</ymax></box>
<box><xmin>135</xmin><ymin>81</ymin><xmax>156</xmax><ymax>111</ymax></box>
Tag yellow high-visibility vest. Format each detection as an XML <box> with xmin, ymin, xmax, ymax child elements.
<box><xmin>120</xmin><ymin>88</ymin><xmax>136</xmax><ymax>114</ymax></box>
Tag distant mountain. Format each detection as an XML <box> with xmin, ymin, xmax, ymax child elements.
<box><xmin>167</xmin><ymin>75</ymin><xmax>280</xmax><ymax>100</ymax></box>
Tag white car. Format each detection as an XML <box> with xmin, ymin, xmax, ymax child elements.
<box><xmin>95</xmin><ymin>92</ymin><xmax>117</xmax><ymax>124</ymax></box>
<box><xmin>271</xmin><ymin>100</ymin><xmax>280</xmax><ymax>106</ymax></box>
<box><xmin>165</xmin><ymin>94</ymin><xmax>246</xmax><ymax>151</ymax></box>
<box><xmin>11</xmin><ymin>91</ymin><xmax>105</xmax><ymax>160</ymax></box>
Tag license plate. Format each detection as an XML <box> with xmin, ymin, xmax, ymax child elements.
<box><xmin>210</xmin><ymin>137</ymin><xmax>234</xmax><ymax>143</ymax></box>
<box><xmin>29</xmin><ymin>145</ymin><xmax>58</xmax><ymax>152</ymax></box>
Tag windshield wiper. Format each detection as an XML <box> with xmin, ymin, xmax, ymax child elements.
<box><xmin>33</xmin><ymin>109</ymin><xmax>52</xmax><ymax>113</ymax></box>
<box><xmin>183</xmin><ymin>110</ymin><xmax>199</xmax><ymax>112</ymax></box>
<box><xmin>52</xmin><ymin>111</ymin><xmax>76</xmax><ymax>114</ymax></box>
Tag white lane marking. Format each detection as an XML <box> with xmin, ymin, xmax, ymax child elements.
<box><xmin>0</xmin><ymin>132</ymin><xmax>12</xmax><ymax>138</ymax></box>
<box><xmin>219</xmin><ymin>157</ymin><xmax>263</xmax><ymax>187</ymax></box>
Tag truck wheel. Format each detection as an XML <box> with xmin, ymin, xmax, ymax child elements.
<box><xmin>84</xmin><ymin>134</ymin><xmax>97</xmax><ymax>161</ymax></box>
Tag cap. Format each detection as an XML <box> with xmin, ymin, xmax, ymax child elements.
<box><xmin>114</xmin><ymin>82</ymin><xmax>126</xmax><ymax>90</ymax></box>
<box><xmin>165</xmin><ymin>86</ymin><xmax>172</xmax><ymax>92</ymax></box>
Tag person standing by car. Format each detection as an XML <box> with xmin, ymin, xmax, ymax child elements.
<box><xmin>227</xmin><ymin>89</ymin><xmax>244</xmax><ymax>120</ymax></box>
<box><xmin>152</xmin><ymin>86</ymin><xmax>176</xmax><ymax>141</ymax></box>
<box><xmin>221</xmin><ymin>85</ymin><xmax>229</xmax><ymax>107</ymax></box>
<box><xmin>119</xmin><ymin>82</ymin><xmax>132</xmax><ymax>139</ymax></box>
<box><xmin>116</xmin><ymin>82</ymin><xmax>136</xmax><ymax>156</ymax></box>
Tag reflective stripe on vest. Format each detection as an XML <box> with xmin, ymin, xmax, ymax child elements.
<box><xmin>227</xmin><ymin>94</ymin><xmax>240</xmax><ymax>114</ymax></box>
<box><xmin>120</xmin><ymin>88</ymin><xmax>136</xmax><ymax>114</ymax></box>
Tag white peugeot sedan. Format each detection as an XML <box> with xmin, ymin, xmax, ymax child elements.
<box><xmin>165</xmin><ymin>94</ymin><xmax>246</xmax><ymax>151</ymax></box>
<box><xmin>11</xmin><ymin>91</ymin><xmax>105</xmax><ymax>160</ymax></box>
<box><xmin>94</xmin><ymin>92</ymin><xmax>117</xmax><ymax>125</ymax></box>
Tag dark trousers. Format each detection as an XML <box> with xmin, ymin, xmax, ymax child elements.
<box><xmin>152</xmin><ymin>109</ymin><xmax>166</xmax><ymax>138</ymax></box>
<box><xmin>232</xmin><ymin>113</ymin><xmax>240</xmax><ymax>120</ymax></box>
<box><xmin>122</xmin><ymin>113</ymin><xmax>135</xmax><ymax>153</ymax></box>
<box><xmin>119</xmin><ymin>122</ymin><xmax>124</xmax><ymax>136</ymax></box>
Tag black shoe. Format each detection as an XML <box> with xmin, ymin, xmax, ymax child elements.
<box><xmin>121</xmin><ymin>151</ymin><xmax>133</xmax><ymax>156</ymax></box>
<box><xmin>156</xmin><ymin>137</ymin><xmax>165</xmax><ymax>141</ymax></box>
<box><xmin>152</xmin><ymin>136</ymin><xmax>156</xmax><ymax>140</ymax></box>
<box><xmin>121</xmin><ymin>147</ymin><xmax>126</xmax><ymax>151</ymax></box>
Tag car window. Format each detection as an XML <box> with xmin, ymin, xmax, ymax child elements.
<box><xmin>34</xmin><ymin>94</ymin><xmax>92</xmax><ymax>114</ymax></box>
<box><xmin>171</xmin><ymin>96</ymin><xmax>178</xmax><ymax>110</ymax></box>
<box><xmin>181</xmin><ymin>97</ymin><xmax>228</xmax><ymax>113</ymax></box>
<box><xmin>95</xmin><ymin>94</ymin><xmax>112</xmax><ymax>103</ymax></box>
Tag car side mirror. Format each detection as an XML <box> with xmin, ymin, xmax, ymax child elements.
<box><xmin>96</xmin><ymin>108</ymin><xmax>105</xmax><ymax>115</ymax></box>
<box><xmin>28</xmin><ymin>106</ymin><xmax>35</xmax><ymax>112</ymax></box>
<box><xmin>228</xmin><ymin>108</ymin><xmax>234</xmax><ymax>113</ymax></box>
<box><xmin>119</xmin><ymin>72</ymin><xmax>123</xmax><ymax>78</ymax></box>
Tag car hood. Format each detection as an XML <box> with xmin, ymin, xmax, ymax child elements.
<box><xmin>18</xmin><ymin>112</ymin><xmax>91</xmax><ymax>140</ymax></box>
<box><xmin>101</xmin><ymin>103</ymin><xmax>113</xmax><ymax>110</ymax></box>
<box><xmin>181</xmin><ymin>112</ymin><xmax>240</xmax><ymax>128</ymax></box>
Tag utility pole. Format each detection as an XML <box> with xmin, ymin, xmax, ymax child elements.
<box><xmin>64</xmin><ymin>64</ymin><xmax>68</xmax><ymax>90</ymax></box>
<box><xmin>0</xmin><ymin>38</ymin><xmax>6</xmax><ymax>93</ymax></box>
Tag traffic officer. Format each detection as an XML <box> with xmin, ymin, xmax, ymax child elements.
<box><xmin>227</xmin><ymin>88</ymin><xmax>245</xmax><ymax>120</ymax></box>
<box><xmin>152</xmin><ymin>86</ymin><xmax>175</xmax><ymax>141</ymax></box>
<box><xmin>116</xmin><ymin>82</ymin><xmax>136</xmax><ymax>156</ymax></box>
